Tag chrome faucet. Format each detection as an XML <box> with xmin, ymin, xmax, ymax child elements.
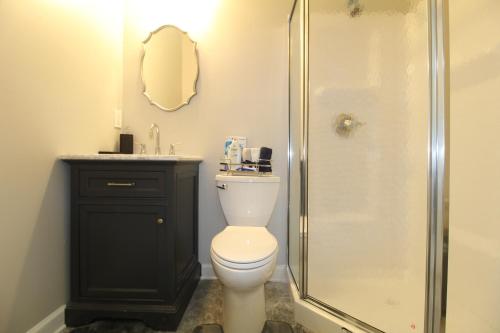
<box><xmin>149</xmin><ymin>123</ymin><xmax>161</xmax><ymax>155</ymax></box>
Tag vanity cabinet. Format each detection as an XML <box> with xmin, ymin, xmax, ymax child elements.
<box><xmin>62</xmin><ymin>159</ymin><xmax>201</xmax><ymax>330</ymax></box>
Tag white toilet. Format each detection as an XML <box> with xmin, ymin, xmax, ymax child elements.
<box><xmin>211</xmin><ymin>174</ymin><xmax>280</xmax><ymax>333</ymax></box>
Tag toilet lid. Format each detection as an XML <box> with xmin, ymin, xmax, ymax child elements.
<box><xmin>211</xmin><ymin>226</ymin><xmax>278</xmax><ymax>264</ymax></box>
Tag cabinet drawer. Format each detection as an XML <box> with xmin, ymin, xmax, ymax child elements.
<box><xmin>79</xmin><ymin>170</ymin><xmax>167</xmax><ymax>197</ymax></box>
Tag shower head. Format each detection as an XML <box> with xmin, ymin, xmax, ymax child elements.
<box><xmin>348</xmin><ymin>0</ymin><xmax>363</xmax><ymax>17</ymax></box>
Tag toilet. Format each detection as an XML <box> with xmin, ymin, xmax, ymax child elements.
<box><xmin>211</xmin><ymin>174</ymin><xmax>280</xmax><ymax>333</ymax></box>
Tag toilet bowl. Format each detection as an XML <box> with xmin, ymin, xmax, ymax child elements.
<box><xmin>211</xmin><ymin>226</ymin><xmax>278</xmax><ymax>333</ymax></box>
<box><xmin>211</xmin><ymin>175</ymin><xmax>280</xmax><ymax>333</ymax></box>
<box><xmin>211</xmin><ymin>226</ymin><xmax>278</xmax><ymax>290</ymax></box>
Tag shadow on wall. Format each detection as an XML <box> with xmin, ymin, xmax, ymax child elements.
<box><xmin>4</xmin><ymin>161</ymin><xmax>70</xmax><ymax>333</ymax></box>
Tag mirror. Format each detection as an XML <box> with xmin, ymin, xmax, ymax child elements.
<box><xmin>141</xmin><ymin>25</ymin><xmax>199</xmax><ymax>112</ymax></box>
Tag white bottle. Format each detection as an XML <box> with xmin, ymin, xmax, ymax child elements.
<box><xmin>228</xmin><ymin>138</ymin><xmax>242</xmax><ymax>168</ymax></box>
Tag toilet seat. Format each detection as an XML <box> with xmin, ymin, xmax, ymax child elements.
<box><xmin>211</xmin><ymin>226</ymin><xmax>278</xmax><ymax>270</ymax></box>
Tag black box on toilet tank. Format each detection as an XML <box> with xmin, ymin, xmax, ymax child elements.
<box><xmin>119</xmin><ymin>134</ymin><xmax>133</xmax><ymax>154</ymax></box>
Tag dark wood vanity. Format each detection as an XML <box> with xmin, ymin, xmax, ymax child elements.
<box><xmin>62</xmin><ymin>157</ymin><xmax>201</xmax><ymax>330</ymax></box>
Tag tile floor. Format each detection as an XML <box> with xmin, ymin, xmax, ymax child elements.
<box><xmin>65</xmin><ymin>280</ymin><xmax>314</xmax><ymax>333</ymax></box>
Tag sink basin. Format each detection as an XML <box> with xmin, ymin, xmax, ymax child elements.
<box><xmin>60</xmin><ymin>154</ymin><xmax>203</xmax><ymax>162</ymax></box>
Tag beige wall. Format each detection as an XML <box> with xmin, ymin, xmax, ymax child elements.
<box><xmin>0</xmin><ymin>1</ymin><xmax>122</xmax><ymax>332</ymax></box>
<box><xmin>122</xmin><ymin>0</ymin><xmax>293</xmax><ymax>266</ymax></box>
<box><xmin>447</xmin><ymin>0</ymin><xmax>500</xmax><ymax>332</ymax></box>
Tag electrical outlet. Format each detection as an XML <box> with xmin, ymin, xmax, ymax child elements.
<box><xmin>114</xmin><ymin>109</ymin><xmax>122</xmax><ymax>129</ymax></box>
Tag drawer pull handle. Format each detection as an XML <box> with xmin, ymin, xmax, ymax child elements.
<box><xmin>156</xmin><ymin>218</ymin><xmax>165</xmax><ymax>224</ymax></box>
<box><xmin>106</xmin><ymin>181</ymin><xmax>136</xmax><ymax>187</ymax></box>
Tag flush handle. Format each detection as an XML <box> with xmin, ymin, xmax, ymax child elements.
<box><xmin>216</xmin><ymin>184</ymin><xmax>227</xmax><ymax>190</ymax></box>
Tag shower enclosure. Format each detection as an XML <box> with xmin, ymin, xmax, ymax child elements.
<box><xmin>288</xmin><ymin>0</ymin><xmax>447</xmax><ymax>332</ymax></box>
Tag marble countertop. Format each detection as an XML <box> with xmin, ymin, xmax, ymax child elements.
<box><xmin>60</xmin><ymin>154</ymin><xmax>203</xmax><ymax>162</ymax></box>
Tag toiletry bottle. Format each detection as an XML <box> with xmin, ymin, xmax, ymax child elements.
<box><xmin>120</xmin><ymin>127</ymin><xmax>134</xmax><ymax>154</ymax></box>
<box><xmin>229</xmin><ymin>138</ymin><xmax>242</xmax><ymax>168</ymax></box>
<box><xmin>224</xmin><ymin>137</ymin><xmax>233</xmax><ymax>160</ymax></box>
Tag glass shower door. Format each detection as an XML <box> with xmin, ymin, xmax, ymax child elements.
<box><xmin>304</xmin><ymin>0</ymin><xmax>432</xmax><ymax>332</ymax></box>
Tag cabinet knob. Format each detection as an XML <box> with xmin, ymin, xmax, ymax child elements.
<box><xmin>156</xmin><ymin>218</ymin><xmax>165</xmax><ymax>225</ymax></box>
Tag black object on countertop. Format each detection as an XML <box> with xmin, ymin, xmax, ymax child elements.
<box><xmin>98</xmin><ymin>151</ymin><xmax>121</xmax><ymax>154</ymax></box>
<box><xmin>258</xmin><ymin>147</ymin><xmax>272</xmax><ymax>173</ymax></box>
<box><xmin>120</xmin><ymin>133</ymin><xmax>134</xmax><ymax>154</ymax></box>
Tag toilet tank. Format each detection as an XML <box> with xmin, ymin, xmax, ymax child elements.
<box><xmin>216</xmin><ymin>175</ymin><xmax>280</xmax><ymax>227</ymax></box>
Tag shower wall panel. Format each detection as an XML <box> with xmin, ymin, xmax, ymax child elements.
<box><xmin>446</xmin><ymin>0</ymin><xmax>500</xmax><ymax>332</ymax></box>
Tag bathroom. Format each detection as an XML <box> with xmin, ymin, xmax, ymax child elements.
<box><xmin>0</xmin><ymin>0</ymin><xmax>499</xmax><ymax>333</ymax></box>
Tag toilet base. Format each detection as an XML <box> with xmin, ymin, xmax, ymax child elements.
<box><xmin>223</xmin><ymin>285</ymin><xmax>266</xmax><ymax>333</ymax></box>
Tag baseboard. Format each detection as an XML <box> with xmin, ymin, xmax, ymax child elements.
<box><xmin>201</xmin><ymin>263</ymin><xmax>218</xmax><ymax>280</ymax></box>
<box><xmin>26</xmin><ymin>305</ymin><xmax>65</xmax><ymax>333</ymax></box>
<box><xmin>269</xmin><ymin>264</ymin><xmax>288</xmax><ymax>282</ymax></box>
<box><xmin>201</xmin><ymin>264</ymin><xmax>289</xmax><ymax>283</ymax></box>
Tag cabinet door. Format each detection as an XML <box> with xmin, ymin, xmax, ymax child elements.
<box><xmin>78</xmin><ymin>204</ymin><xmax>171</xmax><ymax>302</ymax></box>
